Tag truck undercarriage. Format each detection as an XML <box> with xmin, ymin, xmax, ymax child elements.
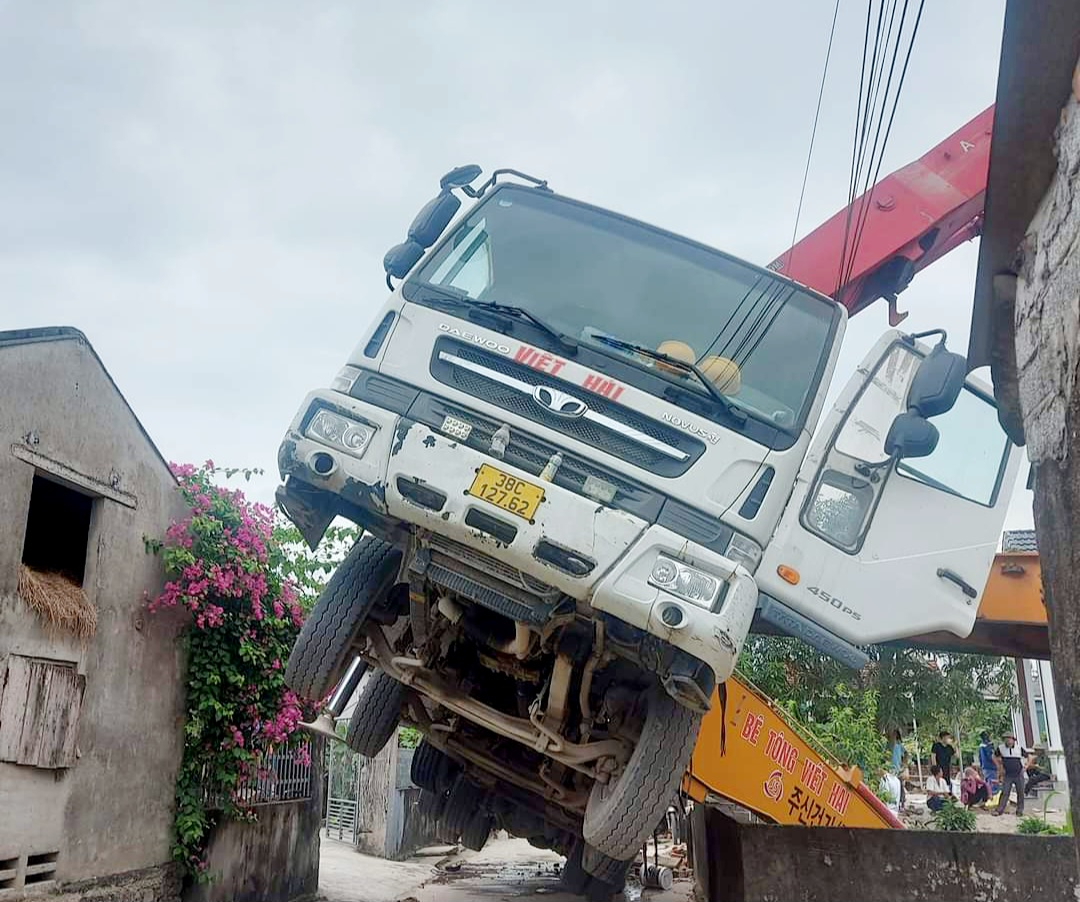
<box><xmin>287</xmin><ymin>526</ymin><xmax>705</xmax><ymax>864</ymax></box>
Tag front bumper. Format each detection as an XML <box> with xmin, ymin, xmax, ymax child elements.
<box><xmin>278</xmin><ymin>389</ymin><xmax>758</xmax><ymax>683</ymax></box>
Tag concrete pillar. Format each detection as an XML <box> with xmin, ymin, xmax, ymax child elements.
<box><xmin>1039</xmin><ymin>660</ymin><xmax>1069</xmax><ymax>784</ymax></box>
<box><xmin>1013</xmin><ymin>55</ymin><xmax>1080</xmax><ymax>872</ymax></box>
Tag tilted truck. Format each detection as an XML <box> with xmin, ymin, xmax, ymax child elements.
<box><xmin>280</xmin><ymin>113</ymin><xmax>1016</xmax><ymax>889</ymax></box>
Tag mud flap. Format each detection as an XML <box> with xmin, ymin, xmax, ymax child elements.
<box><xmin>275</xmin><ymin>478</ymin><xmax>335</xmax><ymax>549</ymax></box>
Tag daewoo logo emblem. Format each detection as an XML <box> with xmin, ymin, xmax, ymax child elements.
<box><xmin>531</xmin><ymin>386</ymin><xmax>588</xmax><ymax>418</ymax></box>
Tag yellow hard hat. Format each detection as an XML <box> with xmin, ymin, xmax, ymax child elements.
<box><xmin>699</xmin><ymin>355</ymin><xmax>741</xmax><ymax>395</ymax></box>
<box><xmin>655</xmin><ymin>340</ymin><xmax>696</xmax><ymax>375</ymax></box>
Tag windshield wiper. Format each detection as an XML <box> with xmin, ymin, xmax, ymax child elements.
<box><xmin>586</xmin><ymin>334</ymin><xmax>746</xmax><ymax>422</ymax></box>
<box><xmin>416</xmin><ymin>288</ymin><xmax>578</xmax><ymax>354</ymax></box>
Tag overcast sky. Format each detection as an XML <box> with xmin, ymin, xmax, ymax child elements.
<box><xmin>0</xmin><ymin>0</ymin><xmax>1032</xmax><ymax>530</ymax></box>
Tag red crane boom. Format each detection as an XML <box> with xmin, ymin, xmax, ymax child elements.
<box><xmin>769</xmin><ymin>106</ymin><xmax>994</xmax><ymax>325</ymax></box>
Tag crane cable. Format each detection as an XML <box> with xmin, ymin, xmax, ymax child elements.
<box><xmin>845</xmin><ymin>0</ymin><xmax>927</xmax><ymax>288</ymax></box>
<box><xmin>836</xmin><ymin>0</ymin><xmax>927</xmax><ymax>299</ymax></box>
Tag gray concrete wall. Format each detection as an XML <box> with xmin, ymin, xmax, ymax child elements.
<box><xmin>355</xmin><ymin>738</ymin><xmax>397</xmax><ymax>858</ymax></box>
<box><xmin>185</xmin><ymin>750</ymin><xmax>324</xmax><ymax>902</ymax></box>
<box><xmin>1011</xmin><ymin>55</ymin><xmax>1080</xmax><ymax>871</ymax></box>
<box><xmin>0</xmin><ymin>330</ymin><xmax>189</xmax><ymax>892</ymax></box>
<box><xmin>697</xmin><ymin>807</ymin><xmax>1079</xmax><ymax>901</ymax></box>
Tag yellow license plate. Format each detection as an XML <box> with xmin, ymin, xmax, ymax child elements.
<box><xmin>467</xmin><ymin>464</ymin><xmax>545</xmax><ymax>521</ymax></box>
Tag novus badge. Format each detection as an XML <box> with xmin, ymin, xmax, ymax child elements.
<box><xmin>661</xmin><ymin>412</ymin><xmax>721</xmax><ymax>444</ymax></box>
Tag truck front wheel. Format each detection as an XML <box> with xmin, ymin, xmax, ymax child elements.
<box><xmin>284</xmin><ymin>535</ymin><xmax>402</xmax><ymax>701</ymax></box>
<box><xmin>581</xmin><ymin>686</ymin><xmax>702</xmax><ymax>861</ymax></box>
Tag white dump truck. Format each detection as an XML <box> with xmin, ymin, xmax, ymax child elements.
<box><xmin>280</xmin><ymin>166</ymin><xmax>1019</xmax><ymax>880</ymax></box>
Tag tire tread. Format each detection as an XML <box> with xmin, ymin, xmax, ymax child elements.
<box><xmin>284</xmin><ymin>536</ymin><xmax>400</xmax><ymax>701</ymax></box>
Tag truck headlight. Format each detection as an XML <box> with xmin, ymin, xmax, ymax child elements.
<box><xmin>649</xmin><ymin>554</ymin><xmax>723</xmax><ymax>610</ymax></box>
<box><xmin>725</xmin><ymin>533</ymin><xmax>762</xmax><ymax>573</ymax></box>
<box><xmin>306</xmin><ymin>409</ymin><xmax>374</xmax><ymax>458</ymax></box>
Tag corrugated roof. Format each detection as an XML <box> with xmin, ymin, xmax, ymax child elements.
<box><xmin>1002</xmin><ymin>529</ymin><xmax>1038</xmax><ymax>552</ymax></box>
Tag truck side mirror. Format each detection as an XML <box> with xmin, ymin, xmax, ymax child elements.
<box><xmin>440</xmin><ymin>164</ymin><xmax>483</xmax><ymax>191</ymax></box>
<box><xmin>383</xmin><ymin>240</ymin><xmax>424</xmax><ymax>279</ymax></box>
<box><xmin>885</xmin><ymin>411</ymin><xmax>939</xmax><ymax>460</ymax></box>
<box><xmin>908</xmin><ymin>342</ymin><xmax>966</xmax><ymax>418</ymax></box>
<box><xmin>408</xmin><ymin>191</ymin><xmax>462</xmax><ymax>248</ymax></box>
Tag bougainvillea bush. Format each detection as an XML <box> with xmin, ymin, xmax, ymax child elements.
<box><xmin>147</xmin><ymin>462</ymin><xmax>311</xmax><ymax>881</ymax></box>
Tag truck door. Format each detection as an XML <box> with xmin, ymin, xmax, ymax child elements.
<box><xmin>756</xmin><ymin>331</ymin><xmax>1021</xmax><ymax>645</ymax></box>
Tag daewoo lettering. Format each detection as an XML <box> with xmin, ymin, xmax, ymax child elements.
<box><xmin>439</xmin><ymin>323</ymin><xmax>511</xmax><ymax>353</ymax></box>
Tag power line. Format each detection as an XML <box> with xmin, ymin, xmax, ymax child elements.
<box><xmin>787</xmin><ymin>0</ymin><xmax>844</xmax><ymax>259</ymax></box>
<box><xmin>836</xmin><ymin>0</ymin><xmax>927</xmax><ymax>299</ymax></box>
<box><xmin>845</xmin><ymin>0</ymin><xmax>926</xmax><ymax>281</ymax></box>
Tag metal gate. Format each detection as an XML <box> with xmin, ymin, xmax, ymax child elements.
<box><xmin>324</xmin><ymin>720</ymin><xmax>361</xmax><ymax>843</ymax></box>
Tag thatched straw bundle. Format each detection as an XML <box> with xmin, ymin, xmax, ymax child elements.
<box><xmin>17</xmin><ymin>564</ymin><xmax>97</xmax><ymax>640</ymax></box>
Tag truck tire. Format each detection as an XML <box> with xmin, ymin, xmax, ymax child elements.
<box><xmin>581</xmin><ymin>844</ymin><xmax>631</xmax><ymax>885</ymax></box>
<box><xmin>563</xmin><ymin>843</ymin><xmax>627</xmax><ymax>901</ymax></box>
<box><xmin>586</xmin><ymin>876</ymin><xmax>626</xmax><ymax>902</ymax></box>
<box><xmin>460</xmin><ymin>809</ymin><xmax>493</xmax><ymax>852</ymax></box>
<box><xmin>560</xmin><ymin>844</ymin><xmax>591</xmax><ymax>895</ymax></box>
<box><xmin>344</xmin><ymin>670</ymin><xmax>406</xmax><ymax>757</ymax></box>
<box><xmin>582</xmin><ymin>686</ymin><xmax>702</xmax><ymax>861</ymax></box>
<box><xmin>443</xmin><ymin>777</ymin><xmax>485</xmax><ymax>838</ymax></box>
<box><xmin>285</xmin><ymin>536</ymin><xmax>402</xmax><ymax>701</ymax></box>
<box><xmin>411</xmin><ymin>740</ymin><xmax>442</xmax><ymax>792</ymax></box>
<box><xmin>418</xmin><ymin>787</ymin><xmax>450</xmax><ymax>822</ymax></box>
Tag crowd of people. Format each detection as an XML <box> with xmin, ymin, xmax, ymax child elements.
<box><xmin>878</xmin><ymin>728</ymin><xmax>1053</xmax><ymax>818</ymax></box>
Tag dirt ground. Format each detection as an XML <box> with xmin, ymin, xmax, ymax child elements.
<box><xmin>318</xmin><ymin>834</ymin><xmax>693</xmax><ymax>902</ymax></box>
<box><xmin>901</xmin><ymin>788</ymin><xmax>1069</xmax><ymax>833</ymax></box>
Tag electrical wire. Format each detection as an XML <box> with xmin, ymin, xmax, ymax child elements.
<box><xmin>835</xmin><ymin>0</ymin><xmax>927</xmax><ymax>301</ymax></box>
<box><xmin>787</xmin><ymin>0</ymin><xmax>844</xmax><ymax>260</ymax></box>
<box><xmin>843</xmin><ymin>0</ymin><xmax>911</xmax><ymax>290</ymax></box>
<box><xmin>845</xmin><ymin>0</ymin><xmax>926</xmax><ymax>284</ymax></box>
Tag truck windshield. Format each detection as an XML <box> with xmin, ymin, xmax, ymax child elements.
<box><xmin>408</xmin><ymin>185</ymin><xmax>838</xmax><ymax>433</ymax></box>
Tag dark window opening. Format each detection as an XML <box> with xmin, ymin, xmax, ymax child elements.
<box><xmin>21</xmin><ymin>475</ymin><xmax>94</xmax><ymax>585</ymax></box>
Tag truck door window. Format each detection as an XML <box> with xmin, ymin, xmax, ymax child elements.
<box><xmin>834</xmin><ymin>344</ymin><xmax>919</xmax><ymax>463</ymax></box>
<box><xmin>802</xmin><ymin>342</ymin><xmax>918</xmax><ymax>553</ymax></box>
<box><xmin>805</xmin><ymin>472</ymin><xmax>875</xmax><ymax>550</ymax></box>
<box><xmin>897</xmin><ymin>386</ymin><xmax>1010</xmax><ymax>506</ymax></box>
<box><xmin>429</xmin><ymin>220</ymin><xmax>492</xmax><ymax>298</ymax></box>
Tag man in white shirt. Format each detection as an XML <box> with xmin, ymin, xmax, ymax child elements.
<box><xmin>925</xmin><ymin>765</ymin><xmax>952</xmax><ymax>812</ymax></box>
<box><xmin>993</xmin><ymin>731</ymin><xmax>1028</xmax><ymax>816</ymax></box>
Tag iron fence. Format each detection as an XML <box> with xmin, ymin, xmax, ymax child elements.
<box><xmin>202</xmin><ymin>740</ymin><xmax>313</xmax><ymax>810</ymax></box>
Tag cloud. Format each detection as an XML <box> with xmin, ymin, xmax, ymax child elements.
<box><xmin>1</xmin><ymin>0</ymin><xmax>1026</xmax><ymax>526</ymax></box>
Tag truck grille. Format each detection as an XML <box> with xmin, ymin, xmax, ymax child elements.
<box><xmin>425</xmin><ymin>533</ymin><xmax>560</xmax><ymax>599</ymax></box>
<box><xmin>406</xmin><ymin>394</ymin><xmax>664</xmax><ymax>522</ymax></box>
<box><xmin>429</xmin><ymin>338</ymin><xmax>703</xmax><ymax>477</ymax></box>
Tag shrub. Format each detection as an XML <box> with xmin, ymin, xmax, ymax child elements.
<box><xmin>147</xmin><ymin>462</ymin><xmax>311</xmax><ymax>881</ymax></box>
<box><xmin>1019</xmin><ymin>816</ymin><xmax>1051</xmax><ymax>835</ymax></box>
<box><xmin>932</xmin><ymin>800</ymin><xmax>976</xmax><ymax>832</ymax></box>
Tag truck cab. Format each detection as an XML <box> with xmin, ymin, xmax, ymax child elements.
<box><xmin>278</xmin><ymin>167</ymin><xmax>1019</xmax><ymax>869</ymax></box>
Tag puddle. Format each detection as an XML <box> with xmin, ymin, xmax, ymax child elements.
<box><xmin>434</xmin><ymin>857</ymin><xmax>648</xmax><ymax>899</ymax></box>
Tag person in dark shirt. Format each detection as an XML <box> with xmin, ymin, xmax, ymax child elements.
<box><xmin>1024</xmin><ymin>749</ymin><xmax>1053</xmax><ymax>797</ymax></box>
<box><xmin>993</xmin><ymin>731</ymin><xmax>1028</xmax><ymax>817</ymax></box>
<box><xmin>931</xmin><ymin>731</ymin><xmax>956</xmax><ymax>791</ymax></box>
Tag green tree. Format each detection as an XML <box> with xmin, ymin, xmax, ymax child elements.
<box><xmin>737</xmin><ymin>636</ymin><xmax>1017</xmax><ymax>768</ymax></box>
<box><xmin>272</xmin><ymin>520</ymin><xmax>361</xmax><ymax>612</ymax></box>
